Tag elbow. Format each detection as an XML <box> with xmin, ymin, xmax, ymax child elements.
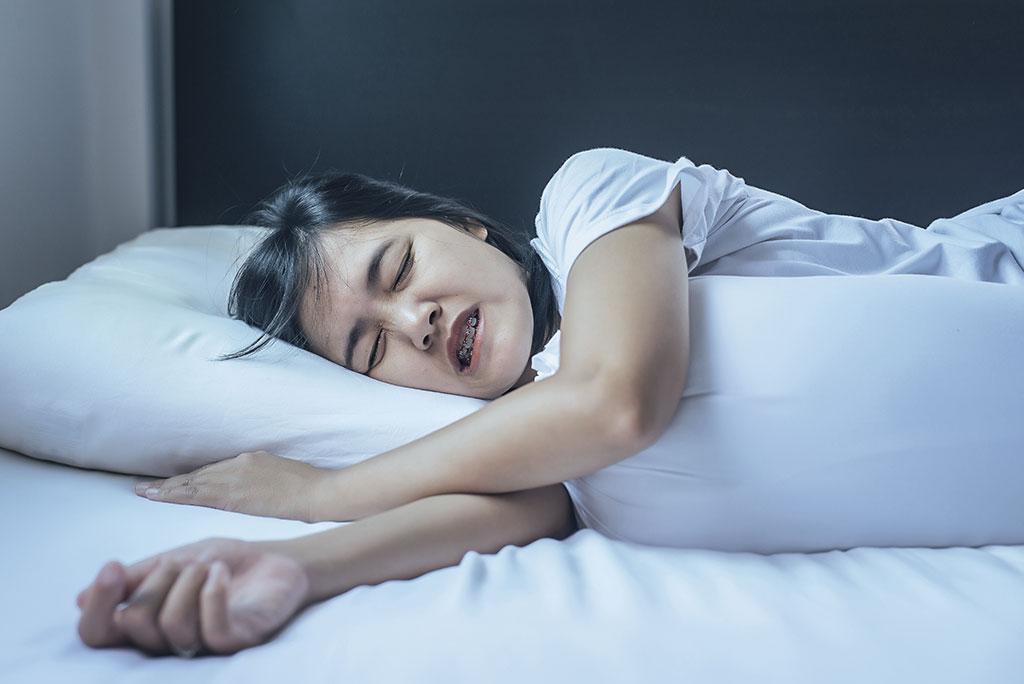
<box><xmin>521</xmin><ymin>484</ymin><xmax>579</xmax><ymax>541</ymax></box>
<box><xmin>549</xmin><ymin>362</ymin><xmax>686</xmax><ymax>468</ymax></box>
<box><xmin>595</xmin><ymin>351</ymin><xmax>690</xmax><ymax>454</ymax></box>
<box><xmin>593</xmin><ymin>383</ymin><xmax>679</xmax><ymax>455</ymax></box>
<box><xmin>603</xmin><ymin>404</ymin><xmax>665</xmax><ymax>454</ymax></box>
<box><xmin>561</xmin><ymin>349</ymin><xmax>689</xmax><ymax>457</ymax></box>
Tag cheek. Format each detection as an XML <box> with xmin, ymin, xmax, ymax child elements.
<box><xmin>493</xmin><ymin>294</ymin><xmax>536</xmax><ymax>382</ymax></box>
<box><xmin>380</xmin><ymin>349</ymin><xmax>448</xmax><ymax>391</ymax></box>
<box><xmin>515</xmin><ymin>282</ymin><xmax>536</xmax><ymax>344</ymax></box>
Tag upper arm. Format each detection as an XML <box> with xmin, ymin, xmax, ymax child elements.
<box><xmin>556</xmin><ymin>182</ymin><xmax>689</xmax><ymax>446</ymax></box>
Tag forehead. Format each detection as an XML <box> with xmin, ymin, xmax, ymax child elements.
<box><xmin>297</xmin><ymin>225</ymin><xmax>387</xmax><ymax>349</ymax></box>
<box><xmin>303</xmin><ymin>217</ymin><xmax>466</xmax><ymax>301</ymax></box>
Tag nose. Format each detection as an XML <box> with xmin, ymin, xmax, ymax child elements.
<box><xmin>393</xmin><ymin>299</ymin><xmax>440</xmax><ymax>351</ymax></box>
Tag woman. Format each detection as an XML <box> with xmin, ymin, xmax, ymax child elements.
<box><xmin>77</xmin><ymin>148</ymin><xmax>1024</xmax><ymax>657</ymax></box>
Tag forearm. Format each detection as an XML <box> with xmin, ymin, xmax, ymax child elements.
<box><xmin>262</xmin><ymin>484</ymin><xmax>577</xmax><ymax>605</ymax></box>
<box><xmin>322</xmin><ymin>373</ymin><xmax>643</xmax><ymax>519</ymax></box>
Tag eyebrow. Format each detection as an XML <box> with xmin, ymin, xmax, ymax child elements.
<box><xmin>343</xmin><ymin>239</ymin><xmax>395</xmax><ymax>370</ymax></box>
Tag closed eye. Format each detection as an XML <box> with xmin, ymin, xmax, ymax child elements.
<box><xmin>369</xmin><ymin>246</ymin><xmax>413</xmax><ymax>372</ymax></box>
<box><xmin>394</xmin><ymin>247</ymin><xmax>413</xmax><ymax>289</ymax></box>
<box><xmin>369</xmin><ymin>328</ymin><xmax>384</xmax><ymax>371</ymax></box>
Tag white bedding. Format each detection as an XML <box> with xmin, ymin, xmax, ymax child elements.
<box><xmin>2</xmin><ymin>446</ymin><xmax>1022</xmax><ymax>683</ymax></box>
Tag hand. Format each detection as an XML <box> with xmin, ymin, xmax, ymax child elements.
<box><xmin>77</xmin><ymin>538</ymin><xmax>310</xmax><ymax>656</ymax></box>
<box><xmin>136</xmin><ymin>451</ymin><xmax>332</xmax><ymax>523</ymax></box>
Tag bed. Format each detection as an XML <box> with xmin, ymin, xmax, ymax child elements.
<box><xmin>1</xmin><ymin>224</ymin><xmax>1023</xmax><ymax>682</ymax></box>
<box><xmin>2</xmin><ymin>445</ymin><xmax>1023</xmax><ymax>683</ymax></box>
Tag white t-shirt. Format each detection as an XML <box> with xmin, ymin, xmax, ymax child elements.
<box><xmin>528</xmin><ymin>147</ymin><xmax>750</xmax><ymax>380</ymax></box>
<box><xmin>529</xmin><ymin>147</ymin><xmax>1024</xmax><ymax>380</ymax></box>
<box><xmin>530</xmin><ymin>147</ymin><xmax>750</xmax><ymax>311</ymax></box>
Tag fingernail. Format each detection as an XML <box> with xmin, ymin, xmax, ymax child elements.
<box><xmin>146</xmin><ymin>488</ymin><xmax>160</xmax><ymax>498</ymax></box>
<box><xmin>135</xmin><ymin>482</ymin><xmax>150</xmax><ymax>495</ymax></box>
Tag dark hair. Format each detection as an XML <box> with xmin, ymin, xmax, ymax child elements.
<box><xmin>221</xmin><ymin>171</ymin><xmax>559</xmax><ymax>363</ymax></box>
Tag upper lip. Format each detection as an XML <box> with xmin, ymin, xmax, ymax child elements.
<box><xmin>447</xmin><ymin>307</ymin><xmax>475</xmax><ymax>373</ymax></box>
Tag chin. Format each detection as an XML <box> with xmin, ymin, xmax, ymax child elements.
<box><xmin>459</xmin><ymin>372</ymin><xmax>520</xmax><ymax>401</ymax></box>
<box><xmin>465</xmin><ymin>384</ymin><xmax>510</xmax><ymax>401</ymax></box>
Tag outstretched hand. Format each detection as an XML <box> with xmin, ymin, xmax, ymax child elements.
<box><xmin>135</xmin><ymin>451</ymin><xmax>333</xmax><ymax>523</ymax></box>
<box><xmin>77</xmin><ymin>538</ymin><xmax>310</xmax><ymax>657</ymax></box>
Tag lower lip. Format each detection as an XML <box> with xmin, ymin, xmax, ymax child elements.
<box><xmin>465</xmin><ymin>308</ymin><xmax>483</xmax><ymax>375</ymax></box>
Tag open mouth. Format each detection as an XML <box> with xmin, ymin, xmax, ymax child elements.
<box><xmin>456</xmin><ymin>309</ymin><xmax>479</xmax><ymax>369</ymax></box>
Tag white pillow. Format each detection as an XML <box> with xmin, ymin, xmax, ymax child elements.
<box><xmin>0</xmin><ymin>226</ymin><xmax>485</xmax><ymax>476</ymax></box>
<box><xmin>566</xmin><ymin>273</ymin><xmax>1024</xmax><ymax>552</ymax></box>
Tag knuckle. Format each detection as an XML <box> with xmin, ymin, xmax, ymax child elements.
<box><xmin>116</xmin><ymin>604</ymin><xmax>154</xmax><ymax>633</ymax></box>
<box><xmin>200</xmin><ymin>624</ymin><xmax>226</xmax><ymax>651</ymax></box>
<box><xmin>157</xmin><ymin>613</ymin><xmax>187</xmax><ymax>643</ymax></box>
<box><xmin>157</xmin><ymin>601</ymin><xmax>189</xmax><ymax>632</ymax></box>
<box><xmin>183</xmin><ymin>560</ymin><xmax>211</xmax><ymax>583</ymax></box>
<box><xmin>182</xmin><ymin>485</ymin><xmax>201</xmax><ymax>499</ymax></box>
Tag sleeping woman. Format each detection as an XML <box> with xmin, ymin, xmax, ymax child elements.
<box><xmin>76</xmin><ymin>148</ymin><xmax>1024</xmax><ymax>657</ymax></box>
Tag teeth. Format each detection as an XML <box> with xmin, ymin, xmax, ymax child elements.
<box><xmin>456</xmin><ymin>311</ymin><xmax>479</xmax><ymax>367</ymax></box>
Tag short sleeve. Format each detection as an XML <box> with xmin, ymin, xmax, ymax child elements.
<box><xmin>530</xmin><ymin>148</ymin><xmax>747</xmax><ymax>311</ymax></box>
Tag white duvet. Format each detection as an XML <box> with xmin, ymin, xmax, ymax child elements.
<box><xmin>2</xmin><ymin>446</ymin><xmax>1022</xmax><ymax>684</ymax></box>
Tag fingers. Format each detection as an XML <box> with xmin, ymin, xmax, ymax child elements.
<box><xmin>112</xmin><ymin>559</ymin><xmax>181</xmax><ymax>654</ymax></box>
<box><xmin>135</xmin><ymin>454</ymin><xmax>268</xmax><ymax>501</ymax></box>
<box><xmin>79</xmin><ymin>538</ymin><xmax>251</xmax><ymax>655</ymax></box>
<box><xmin>135</xmin><ymin>464</ymin><xmax>226</xmax><ymax>510</ymax></box>
<box><xmin>135</xmin><ymin>474</ymin><xmax>191</xmax><ymax>500</ymax></box>
<box><xmin>78</xmin><ymin>561</ymin><xmax>130</xmax><ymax>648</ymax></box>
<box><xmin>159</xmin><ymin>562</ymin><xmax>211</xmax><ymax>656</ymax></box>
<box><xmin>122</xmin><ymin>555</ymin><xmax>164</xmax><ymax>591</ymax></box>
<box><xmin>135</xmin><ymin>479</ymin><xmax>162</xmax><ymax>497</ymax></box>
<box><xmin>80</xmin><ymin>559</ymin><xmax>214</xmax><ymax>656</ymax></box>
<box><xmin>199</xmin><ymin>561</ymin><xmax>239</xmax><ymax>654</ymax></box>
<box><xmin>77</xmin><ymin>553</ymin><xmax>170</xmax><ymax>648</ymax></box>
<box><xmin>135</xmin><ymin>474</ymin><xmax>210</xmax><ymax>510</ymax></box>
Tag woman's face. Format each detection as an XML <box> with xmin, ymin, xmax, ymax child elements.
<box><xmin>298</xmin><ymin>219</ymin><xmax>536</xmax><ymax>399</ymax></box>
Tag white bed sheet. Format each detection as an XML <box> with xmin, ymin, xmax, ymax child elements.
<box><xmin>1</xmin><ymin>446</ymin><xmax>1022</xmax><ymax>683</ymax></box>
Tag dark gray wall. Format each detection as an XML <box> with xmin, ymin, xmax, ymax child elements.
<box><xmin>175</xmin><ymin>0</ymin><xmax>1024</xmax><ymax>233</ymax></box>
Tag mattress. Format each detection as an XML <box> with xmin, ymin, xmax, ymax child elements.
<box><xmin>1</xmin><ymin>446</ymin><xmax>1022</xmax><ymax>683</ymax></box>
